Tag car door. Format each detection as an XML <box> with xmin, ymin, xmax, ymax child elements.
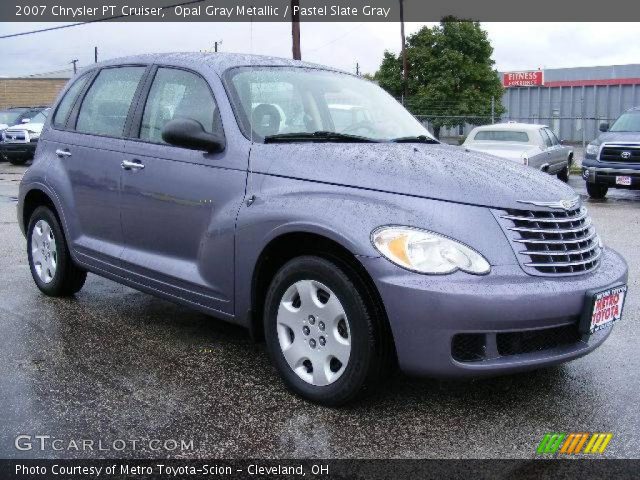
<box><xmin>546</xmin><ymin>128</ymin><xmax>569</xmax><ymax>170</ymax></box>
<box><xmin>543</xmin><ymin>128</ymin><xmax>564</xmax><ymax>173</ymax></box>
<box><xmin>44</xmin><ymin>66</ymin><xmax>147</xmax><ymax>269</ymax></box>
<box><xmin>120</xmin><ymin>66</ymin><xmax>247</xmax><ymax>316</ymax></box>
<box><xmin>537</xmin><ymin>128</ymin><xmax>556</xmax><ymax>173</ymax></box>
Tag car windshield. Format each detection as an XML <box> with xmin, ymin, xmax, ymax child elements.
<box><xmin>0</xmin><ymin>111</ymin><xmax>21</xmax><ymax>126</ymax></box>
<box><xmin>226</xmin><ymin>67</ymin><xmax>434</xmax><ymax>142</ymax></box>
<box><xmin>610</xmin><ymin>111</ymin><xmax>640</xmax><ymax>132</ymax></box>
<box><xmin>29</xmin><ymin>110</ymin><xmax>49</xmax><ymax>124</ymax></box>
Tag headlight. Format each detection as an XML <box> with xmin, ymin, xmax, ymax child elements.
<box><xmin>28</xmin><ymin>131</ymin><xmax>40</xmax><ymax>140</ymax></box>
<box><xmin>586</xmin><ymin>143</ymin><xmax>599</xmax><ymax>156</ymax></box>
<box><xmin>371</xmin><ymin>226</ymin><xmax>491</xmax><ymax>275</ymax></box>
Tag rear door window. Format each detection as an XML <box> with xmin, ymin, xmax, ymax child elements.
<box><xmin>545</xmin><ymin>128</ymin><xmax>560</xmax><ymax>145</ymax></box>
<box><xmin>53</xmin><ymin>74</ymin><xmax>90</xmax><ymax>128</ymax></box>
<box><xmin>540</xmin><ymin>129</ymin><xmax>553</xmax><ymax>148</ymax></box>
<box><xmin>76</xmin><ymin>67</ymin><xmax>145</xmax><ymax>137</ymax></box>
<box><xmin>139</xmin><ymin>67</ymin><xmax>220</xmax><ymax>143</ymax></box>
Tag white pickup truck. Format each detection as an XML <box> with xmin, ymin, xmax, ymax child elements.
<box><xmin>1</xmin><ymin>108</ymin><xmax>49</xmax><ymax>165</ymax></box>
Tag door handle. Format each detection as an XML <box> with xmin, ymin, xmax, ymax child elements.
<box><xmin>55</xmin><ymin>149</ymin><xmax>71</xmax><ymax>158</ymax></box>
<box><xmin>121</xmin><ymin>159</ymin><xmax>145</xmax><ymax>170</ymax></box>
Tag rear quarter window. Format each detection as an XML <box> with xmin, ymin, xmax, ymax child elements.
<box><xmin>473</xmin><ymin>130</ymin><xmax>529</xmax><ymax>142</ymax></box>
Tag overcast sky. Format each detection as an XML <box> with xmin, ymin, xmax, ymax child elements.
<box><xmin>1</xmin><ymin>22</ymin><xmax>640</xmax><ymax>77</ymax></box>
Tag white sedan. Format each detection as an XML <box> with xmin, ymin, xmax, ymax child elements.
<box><xmin>462</xmin><ymin>122</ymin><xmax>573</xmax><ymax>182</ymax></box>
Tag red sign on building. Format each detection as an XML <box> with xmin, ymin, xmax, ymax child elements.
<box><xmin>503</xmin><ymin>71</ymin><xmax>544</xmax><ymax>87</ymax></box>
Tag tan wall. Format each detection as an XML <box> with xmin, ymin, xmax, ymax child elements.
<box><xmin>0</xmin><ymin>78</ymin><xmax>69</xmax><ymax>110</ymax></box>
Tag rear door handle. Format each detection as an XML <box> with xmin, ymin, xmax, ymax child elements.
<box><xmin>121</xmin><ymin>159</ymin><xmax>145</xmax><ymax>170</ymax></box>
<box><xmin>55</xmin><ymin>149</ymin><xmax>71</xmax><ymax>158</ymax></box>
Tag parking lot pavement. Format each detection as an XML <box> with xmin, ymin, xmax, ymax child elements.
<box><xmin>0</xmin><ymin>162</ymin><xmax>638</xmax><ymax>459</ymax></box>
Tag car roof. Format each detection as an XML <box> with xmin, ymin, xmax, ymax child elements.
<box><xmin>471</xmin><ymin>122</ymin><xmax>548</xmax><ymax>132</ymax></box>
<box><xmin>81</xmin><ymin>52</ymin><xmax>348</xmax><ymax>77</ymax></box>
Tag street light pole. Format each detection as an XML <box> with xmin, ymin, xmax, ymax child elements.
<box><xmin>399</xmin><ymin>0</ymin><xmax>408</xmax><ymax>98</ymax></box>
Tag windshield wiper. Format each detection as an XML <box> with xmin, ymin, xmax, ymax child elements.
<box><xmin>263</xmin><ymin>131</ymin><xmax>381</xmax><ymax>143</ymax></box>
<box><xmin>391</xmin><ymin>135</ymin><xmax>440</xmax><ymax>144</ymax></box>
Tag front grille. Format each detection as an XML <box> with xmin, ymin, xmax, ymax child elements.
<box><xmin>497</xmin><ymin>206</ymin><xmax>602</xmax><ymax>275</ymax></box>
<box><xmin>599</xmin><ymin>143</ymin><xmax>640</xmax><ymax>162</ymax></box>
<box><xmin>3</xmin><ymin>129</ymin><xmax>28</xmax><ymax>143</ymax></box>
<box><xmin>496</xmin><ymin>324</ymin><xmax>581</xmax><ymax>356</ymax></box>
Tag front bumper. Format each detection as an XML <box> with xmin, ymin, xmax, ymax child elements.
<box><xmin>0</xmin><ymin>141</ymin><xmax>37</xmax><ymax>159</ymax></box>
<box><xmin>361</xmin><ymin>248</ymin><xmax>628</xmax><ymax>378</ymax></box>
<box><xmin>582</xmin><ymin>159</ymin><xmax>640</xmax><ymax>189</ymax></box>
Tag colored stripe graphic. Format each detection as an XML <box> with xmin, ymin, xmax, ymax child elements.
<box><xmin>538</xmin><ymin>432</ymin><xmax>612</xmax><ymax>455</ymax></box>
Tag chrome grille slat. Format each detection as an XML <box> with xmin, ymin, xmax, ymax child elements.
<box><xmin>519</xmin><ymin>240</ymin><xmax>598</xmax><ymax>256</ymax></box>
<box><xmin>507</xmin><ymin>217</ymin><xmax>592</xmax><ymax>235</ymax></box>
<box><xmin>496</xmin><ymin>204</ymin><xmax>601</xmax><ymax>276</ymax></box>
<box><xmin>513</xmin><ymin>230</ymin><xmax>597</xmax><ymax>244</ymax></box>
<box><xmin>524</xmin><ymin>248</ymin><xmax>602</xmax><ymax>268</ymax></box>
<box><xmin>501</xmin><ymin>208</ymin><xmax>588</xmax><ymax>223</ymax></box>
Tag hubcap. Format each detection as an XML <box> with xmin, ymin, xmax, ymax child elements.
<box><xmin>276</xmin><ymin>279</ymin><xmax>351</xmax><ymax>386</ymax></box>
<box><xmin>31</xmin><ymin>219</ymin><xmax>57</xmax><ymax>284</ymax></box>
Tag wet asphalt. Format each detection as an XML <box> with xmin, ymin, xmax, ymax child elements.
<box><xmin>0</xmin><ymin>161</ymin><xmax>638</xmax><ymax>460</ymax></box>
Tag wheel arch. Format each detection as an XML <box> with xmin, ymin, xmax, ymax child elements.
<box><xmin>248</xmin><ymin>231</ymin><xmax>392</xmax><ymax>350</ymax></box>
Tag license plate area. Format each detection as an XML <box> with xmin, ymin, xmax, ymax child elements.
<box><xmin>580</xmin><ymin>284</ymin><xmax>627</xmax><ymax>335</ymax></box>
<box><xmin>616</xmin><ymin>176</ymin><xmax>632</xmax><ymax>186</ymax></box>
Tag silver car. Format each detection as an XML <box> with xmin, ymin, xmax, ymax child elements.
<box><xmin>463</xmin><ymin>122</ymin><xmax>573</xmax><ymax>182</ymax></box>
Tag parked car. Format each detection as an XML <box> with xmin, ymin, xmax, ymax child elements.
<box><xmin>463</xmin><ymin>123</ymin><xmax>573</xmax><ymax>182</ymax></box>
<box><xmin>18</xmin><ymin>54</ymin><xmax>628</xmax><ymax>406</ymax></box>
<box><xmin>0</xmin><ymin>108</ymin><xmax>50</xmax><ymax>165</ymax></box>
<box><xmin>0</xmin><ymin>106</ymin><xmax>49</xmax><ymax>134</ymax></box>
<box><xmin>582</xmin><ymin>107</ymin><xmax>640</xmax><ymax>199</ymax></box>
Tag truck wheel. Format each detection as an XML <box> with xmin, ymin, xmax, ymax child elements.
<box><xmin>586</xmin><ymin>182</ymin><xmax>608</xmax><ymax>199</ymax></box>
<box><xmin>264</xmin><ymin>255</ymin><xmax>393</xmax><ymax>406</ymax></box>
<box><xmin>27</xmin><ymin>206</ymin><xmax>87</xmax><ymax>296</ymax></box>
<box><xmin>9</xmin><ymin>157</ymin><xmax>28</xmax><ymax>166</ymax></box>
<box><xmin>557</xmin><ymin>164</ymin><xmax>569</xmax><ymax>182</ymax></box>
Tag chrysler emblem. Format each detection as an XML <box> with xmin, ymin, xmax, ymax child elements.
<box><xmin>517</xmin><ymin>196</ymin><xmax>580</xmax><ymax>210</ymax></box>
<box><xmin>621</xmin><ymin>151</ymin><xmax>631</xmax><ymax>159</ymax></box>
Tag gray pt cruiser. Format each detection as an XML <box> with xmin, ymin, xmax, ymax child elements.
<box><xmin>18</xmin><ymin>53</ymin><xmax>628</xmax><ymax>406</ymax></box>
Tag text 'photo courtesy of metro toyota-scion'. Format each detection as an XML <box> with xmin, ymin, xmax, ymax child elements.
<box><xmin>0</xmin><ymin>1</ymin><xmax>639</xmax><ymax>479</ymax></box>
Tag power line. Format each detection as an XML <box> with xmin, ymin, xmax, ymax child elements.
<box><xmin>0</xmin><ymin>0</ymin><xmax>206</xmax><ymax>40</ymax></box>
<box><xmin>305</xmin><ymin>23</ymin><xmax>365</xmax><ymax>53</ymax></box>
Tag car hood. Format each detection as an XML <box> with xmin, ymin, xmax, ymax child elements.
<box><xmin>5</xmin><ymin>122</ymin><xmax>44</xmax><ymax>134</ymax></box>
<box><xmin>463</xmin><ymin>143</ymin><xmax>540</xmax><ymax>162</ymax></box>
<box><xmin>595</xmin><ymin>131</ymin><xmax>640</xmax><ymax>144</ymax></box>
<box><xmin>252</xmin><ymin>142</ymin><xmax>575</xmax><ymax>210</ymax></box>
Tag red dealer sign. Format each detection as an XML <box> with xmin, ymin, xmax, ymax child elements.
<box><xmin>503</xmin><ymin>71</ymin><xmax>544</xmax><ymax>87</ymax></box>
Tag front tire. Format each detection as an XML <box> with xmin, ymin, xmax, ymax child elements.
<box><xmin>264</xmin><ymin>256</ymin><xmax>393</xmax><ymax>406</ymax></box>
<box><xmin>27</xmin><ymin>206</ymin><xmax>87</xmax><ymax>296</ymax></box>
<box><xmin>8</xmin><ymin>156</ymin><xmax>28</xmax><ymax>166</ymax></box>
<box><xmin>586</xmin><ymin>182</ymin><xmax>608</xmax><ymax>199</ymax></box>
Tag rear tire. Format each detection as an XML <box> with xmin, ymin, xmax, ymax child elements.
<box><xmin>557</xmin><ymin>164</ymin><xmax>569</xmax><ymax>182</ymax></box>
<box><xmin>264</xmin><ymin>255</ymin><xmax>393</xmax><ymax>406</ymax></box>
<box><xmin>586</xmin><ymin>182</ymin><xmax>608</xmax><ymax>199</ymax></box>
<box><xmin>27</xmin><ymin>206</ymin><xmax>87</xmax><ymax>296</ymax></box>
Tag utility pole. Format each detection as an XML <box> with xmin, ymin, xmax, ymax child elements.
<box><xmin>71</xmin><ymin>59</ymin><xmax>78</xmax><ymax>75</ymax></box>
<box><xmin>399</xmin><ymin>0</ymin><xmax>408</xmax><ymax>98</ymax></box>
<box><xmin>94</xmin><ymin>46</ymin><xmax>98</xmax><ymax>63</ymax></box>
<box><xmin>291</xmin><ymin>0</ymin><xmax>301</xmax><ymax>60</ymax></box>
<box><xmin>214</xmin><ymin>40</ymin><xmax>222</xmax><ymax>52</ymax></box>
<box><xmin>355</xmin><ymin>62</ymin><xmax>360</xmax><ymax>76</ymax></box>
<box><xmin>491</xmin><ymin>96</ymin><xmax>495</xmax><ymax>124</ymax></box>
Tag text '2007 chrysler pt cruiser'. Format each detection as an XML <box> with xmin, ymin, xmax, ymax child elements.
<box><xmin>18</xmin><ymin>54</ymin><xmax>628</xmax><ymax>405</ymax></box>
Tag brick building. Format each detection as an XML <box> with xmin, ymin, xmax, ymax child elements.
<box><xmin>0</xmin><ymin>69</ymin><xmax>73</xmax><ymax>110</ymax></box>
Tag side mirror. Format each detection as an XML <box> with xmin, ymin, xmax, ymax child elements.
<box><xmin>560</xmin><ymin>139</ymin><xmax>566</xmax><ymax>145</ymax></box>
<box><xmin>161</xmin><ymin>118</ymin><xmax>225</xmax><ymax>153</ymax></box>
<box><xmin>21</xmin><ymin>118</ymin><xmax>31</xmax><ymax>124</ymax></box>
<box><xmin>599</xmin><ymin>122</ymin><xmax>609</xmax><ymax>132</ymax></box>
